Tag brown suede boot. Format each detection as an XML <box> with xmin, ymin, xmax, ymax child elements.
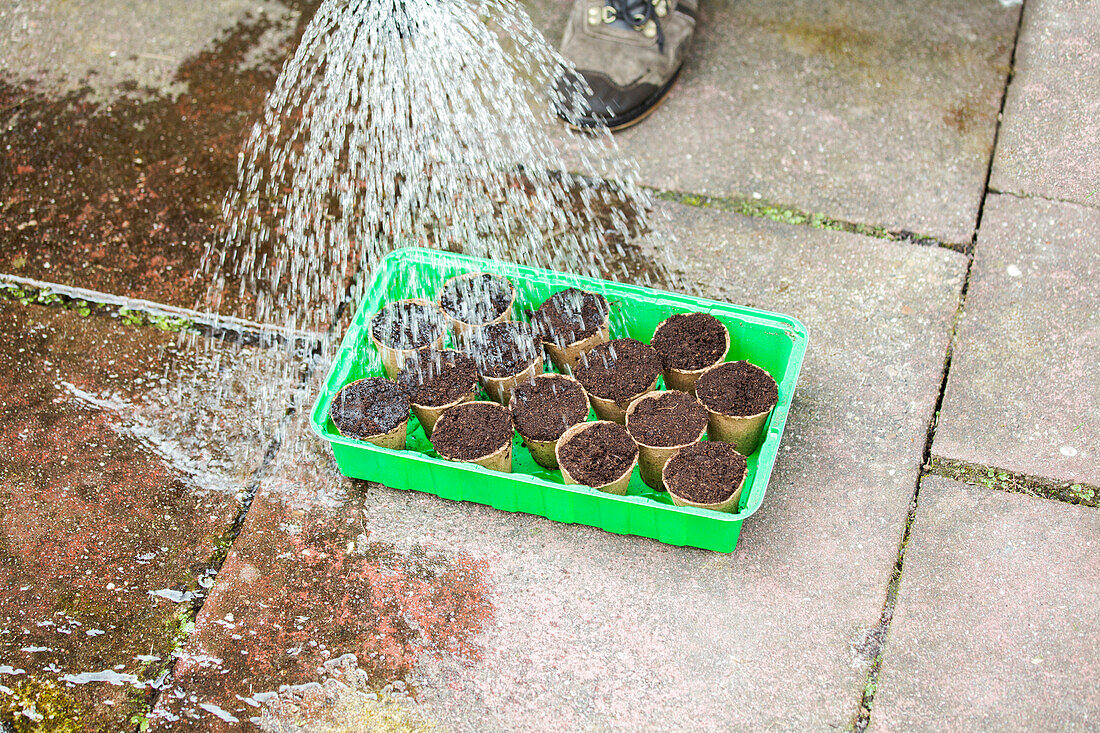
<box><xmin>555</xmin><ymin>0</ymin><xmax>698</xmax><ymax>130</ymax></box>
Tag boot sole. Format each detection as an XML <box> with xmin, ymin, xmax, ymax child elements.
<box><xmin>562</xmin><ymin>65</ymin><xmax>683</xmax><ymax>133</ymax></box>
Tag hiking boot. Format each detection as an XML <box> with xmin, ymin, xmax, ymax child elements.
<box><xmin>555</xmin><ymin>0</ymin><xmax>698</xmax><ymax>131</ymax></box>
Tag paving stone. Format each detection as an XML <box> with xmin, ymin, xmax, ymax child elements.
<box><xmin>0</xmin><ymin>0</ymin><xmax>293</xmax><ymax>101</ymax></box>
<box><xmin>933</xmin><ymin>194</ymin><xmax>1100</xmax><ymax>488</ymax></box>
<box><xmin>0</xmin><ymin>299</ymin><xmax>289</xmax><ymax>730</ymax></box>
<box><xmin>990</xmin><ymin>0</ymin><xmax>1100</xmax><ymax>206</ymax></box>
<box><xmin>531</xmin><ymin>0</ymin><xmax>1020</xmax><ymax>243</ymax></box>
<box><xmin>151</xmin><ymin>414</ymin><xmax>495</xmax><ymax>731</ymax></box>
<box><xmin>0</xmin><ymin>3</ymin><xmax>306</xmax><ymax>313</ymax></box>
<box><xmin>164</xmin><ymin>202</ymin><xmax>966</xmax><ymax>729</ymax></box>
<box><xmin>873</xmin><ymin>476</ymin><xmax>1100</xmax><ymax>731</ymax></box>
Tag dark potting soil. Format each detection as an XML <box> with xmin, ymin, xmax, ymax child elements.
<box><xmin>695</xmin><ymin>361</ymin><xmax>778</xmax><ymax>416</ymax></box>
<box><xmin>532</xmin><ymin>288</ymin><xmax>609</xmax><ymax>346</ymax></box>
<box><xmin>627</xmin><ymin>390</ymin><xmax>708</xmax><ymax>447</ymax></box>
<box><xmin>370</xmin><ymin>301</ymin><xmax>447</xmax><ymax>350</ymax></box>
<box><xmin>664</xmin><ymin>441</ymin><xmax>747</xmax><ymax>504</ymax></box>
<box><xmin>558</xmin><ymin>421</ymin><xmax>638</xmax><ymax>487</ymax></box>
<box><xmin>429</xmin><ymin>401</ymin><xmax>513</xmax><ymax>460</ymax></box>
<box><xmin>395</xmin><ymin>349</ymin><xmax>480</xmax><ymax>406</ymax></box>
<box><xmin>510</xmin><ymin>376</ymin><xmax>589</xmax><ymax>442</ymax></box>
<box><xmin>329</xmin><ymin>378</ymin><xmax>409</xmax><ymax>438</ymax></box>
<box><xmin>465</xmin><ymin>321</ymin><xmax>542</xmax><ymax>378</ymax></box>
<box><xmin>651</xmin><ymin>312</ymin><xmax>728</xmax><ymax>371</ymax></box>
<box><xmin>439</xmin><ymin>273</ymin><xmax>514</xmax><ymax>325</ymax></box>
<box><xmin>573</xmin><ymin>338</ymin><xmax>661</xmax><ymax>403</ymax></box>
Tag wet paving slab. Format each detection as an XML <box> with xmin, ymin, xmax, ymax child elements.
<box><xmin>151</xmin><ymin>415</ymin><xmax>494</xmax><ymax>731</ymax></box>
<box><xmin>0</xmin><ymin>299</ymin><xmax>290</xmax><ymax>730</ymax></box>
<box><xmin>0</xmin><ymin>1</ymin><xmax>317</xmax><ymax>316</ymax></box>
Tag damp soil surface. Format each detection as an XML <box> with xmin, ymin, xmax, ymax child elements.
<box><xmin>573</xmin><ymin>338</ymin><xmax>661</xmax><ymax>403</ymax></box>
<box><xmin>664</xmin><ymin>442</ymin><xmax>747</xmax><ymax>505</ymax></box>
<box><xmin>430</xmin><ymin>401</ymin><xmax>513</xmax><ymax>460</ymax></box>
<box><xmin>652</xmin><ymin>313</ymin><xmax>729</xmax><ymax>371</ymax></box>
<box><xmin>330</xmin><ymin>377</ymin><xmax>409</xmax><ymax>438</ymax></box>
<box><xmin>510</xmin><ymin>376</ymin><xmax>589</xmax><ymax>441</ymax></box>
<box><xmin>395</xmin><ymin>349</ymin><xmax>479</xmax><ymax>407</ymax></box>
<box><xmin>532</xmin><ymin>288</ymin><xmax>610</xmax><ymax>347</ymax></box>
<box><xmin>627</xmin><ymin>390</ymin><xmax>708</xmax><ymax>447</ymax></box>
<box><xmin>696</xmin><ymin>361</ymin><xmax>779</xmax><ymax>416</ymax></box>
<box><xmin>370</xmin><ymin>301</ymin><xmax>447</xmax><ymax>350</ymax></box>
<box><xmin>558</xmin><ymin>422</ymin><xmax>638</xmax><ymax>487</ymax></box>
<box><xmin>439</xmin><ymin>273</ymin><xmax>514</xmax><ymax>325</ymax></box>
<box><xmin>465</xmin><ymin>321</ymin><xmax>542</xmax><ymax>378</ymax></box>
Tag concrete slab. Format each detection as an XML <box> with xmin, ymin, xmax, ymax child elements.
<box><xmin>0</xmin><ymin>301</ymin><xmax>277</xmax><ymax>730</ymax></box>
<box><xmin>0</xmin><ymin>3</ymin><xmax>306</xmax><ymax>313</ymax></box>
<box><xmin>531</xmin><ymin>0</ymin><xmax>1020</xmax><ymax>243</ymax></box>
<box><xmin>161</xmin><ymin>201</ymin><xmax>967</xmax><ymax>730</ymax></box>
<box><xmin>151</xmin><ymin>416</ymin><xmax>494</xmax><ymax>730</ymax></box>
<box><xmin>873</xmin><ymin>476</ymin><xmax>1100</xmax><ymax>731</ymax></box>
<box><xmin>990</xmin><ymin>0</ymin><xmax>1100</xmax><ymax>206</ymax></box>
<box><xmin>933</xmin><ymin>194</ymin><xmax>1100</xmax><ymax>489</ymax></box>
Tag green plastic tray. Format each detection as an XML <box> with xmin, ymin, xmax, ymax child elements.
<box><xmin>311</xmin><ymin>247</ymin><xmax>807</xmax><ymax>552</ymax></box>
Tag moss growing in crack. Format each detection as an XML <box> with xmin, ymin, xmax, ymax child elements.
<box><xmin>117</xmin><ymin>308</ymin><xmax>193</xmax><ymax>332</ymax></box>
<box><xmin>0</xmin><ymin>678</ymin><xmax>85</xmax><ymax>733</ymax></box>
<box><xmin>928</xmin><ymin>457</ymin><xmax>1099</xmax><ymax>508</ymax></box>
<box><xmin>652</xmin><ymin>189</ymin><xmax>958</xmax><ymax>248</ymax></box>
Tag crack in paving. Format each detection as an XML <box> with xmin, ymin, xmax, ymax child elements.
<box><xmin>851</xmin><ymin>3</ymin><xmax>1028</xmax><ymax>729</ymax></box>
<box><xmin>0</xmin><ymin>273</ymin><xmax>317</xmax><ymax>347</ymax></box>
<box><xmin>926</xmin><ymin>456</ymin><xmax>1098</xmax><ymax>508</ymax></box>
<box><xmin>986</xmin><ymin>186</ymin><xmax>1100</xmax><ymax>212</ymax></box>
<box><xmin>650</xmin><ymin>187</ymin><xmax>968</xmax><ymax>253</ymax></box>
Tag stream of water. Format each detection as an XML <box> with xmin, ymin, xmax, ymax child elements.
<box><xmin>200</xmin><ymin>0</ymin><xmax>663</xmax><ymax>351</ymax></box>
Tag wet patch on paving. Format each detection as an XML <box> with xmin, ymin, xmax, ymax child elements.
<box><xmin>0</xmin><ymin>299</ymin><xmax>294</xmax><ymax>731</ymax></box>
<box><xmin>153</xmin><ymin>419</ymin><xmax>493</xmax><ymax>730</ymax></box>
<box><xmin>0</xmin><ymin>2</ymin><xmax>318</xmax><ymax>314</ymax></box>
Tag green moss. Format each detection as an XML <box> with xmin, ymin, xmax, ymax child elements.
<box><xmin>117</xmin><ymin>308</ymin><xmax>193</xmax><ymax>332</ymax></box>
<box><xmin>927</xmin><ymin>457</ymin><xmax>1099</xmax><ymax>508</ymax></box>
<box><xmin>0</xmin><ymin>283</ymin><xmax>193</xmax><ymax>332</ymax></box>
<box><xmin>651</xmin><ymin>188</ymin><xmax>957</xmax><ymax>249</ymax></box>
<box><xmin>0</xmin><ymin>678</ymin><xmax>85</xmax><ymax>733</ymax></box>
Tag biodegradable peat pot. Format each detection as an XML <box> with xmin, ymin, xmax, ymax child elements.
<box><xmin>572</xmin><ymin>338</ymin><xmax>661</xmax><ymax>424</ymax></box>
<box><xmin>395</xmin><ymin>349</ymin><xmax>480</xmax><ymax>437</ymax></box>
<box><xmin>368</xmin><ymin>299</ymin><xmax>448</xmax><ymax>378</ymax></box>
<box><xmin>625</xmin><ymin>389</ymin><xmax>709</xmax><ymax>490</ymax></box>
<box><xmin>465</xmin><ymin>321</ymin><xmax>544</xmax><ymax>404</ymax></box>
<box><xmin>695</xmin><ymin>360</ymin><xmax>779</xmax><ymax>455</ymax></box>
<box><xmin>438</xmin><ymin>272</ymin><xmax>516</xmax><ymax>343</ymax></box>
<box><xmin>429</xmin><ymin>401</ymin><xmax>513</xmax><ymax>472</ymax></box>
<box><xmin>532</xmin><ymin>288</ymin><xmax>611</xmax><ymax>372</ymax></box>
<box><xmin>651</xmin><ymin>312</ymin><xmax>731</xmax><ymax>394</ymax></box>
<box><xmin>508</xmin><ymin>373</ymin><xmax>589</xmax><ymax>469</ymax></box>
<box><xmin>662</xmin><ymin>441</ymin><xmax>748</xmax><ymax>513</ymax></box>
<box><xmin>329</xmin><ymin>377</ymin><xmax>410</xmax><ymax>450</ymax></box>
<box><xmin>555</xmin><ymin>420</ymin><xmax>638</xmax><ymax>495</ymax></box>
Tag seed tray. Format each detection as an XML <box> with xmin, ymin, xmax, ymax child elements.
<box><xmin>311</xmin><ymin>247</ymin><xmax>807</xmax><ymax>552</ymax></box>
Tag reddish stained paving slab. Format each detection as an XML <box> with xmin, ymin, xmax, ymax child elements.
<box><xmin>152</xmin><ymin>419</ymin><xmax>493</xmax><ymax>731</ymax></box>
<box><xmin>0</xmin><ymin>2</ymin><xmax>316</xmax><ymax>315</ymax></box>
<box><xmin>0</xmin><ymin>301</ymin><xmax>249</xmax><ymax>731</ymax></box>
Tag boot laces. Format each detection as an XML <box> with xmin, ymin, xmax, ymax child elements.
<box><xmin>605</xmin><ymin>0</ymin><xmax>666</xmax><ymax>52</ymax></box>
